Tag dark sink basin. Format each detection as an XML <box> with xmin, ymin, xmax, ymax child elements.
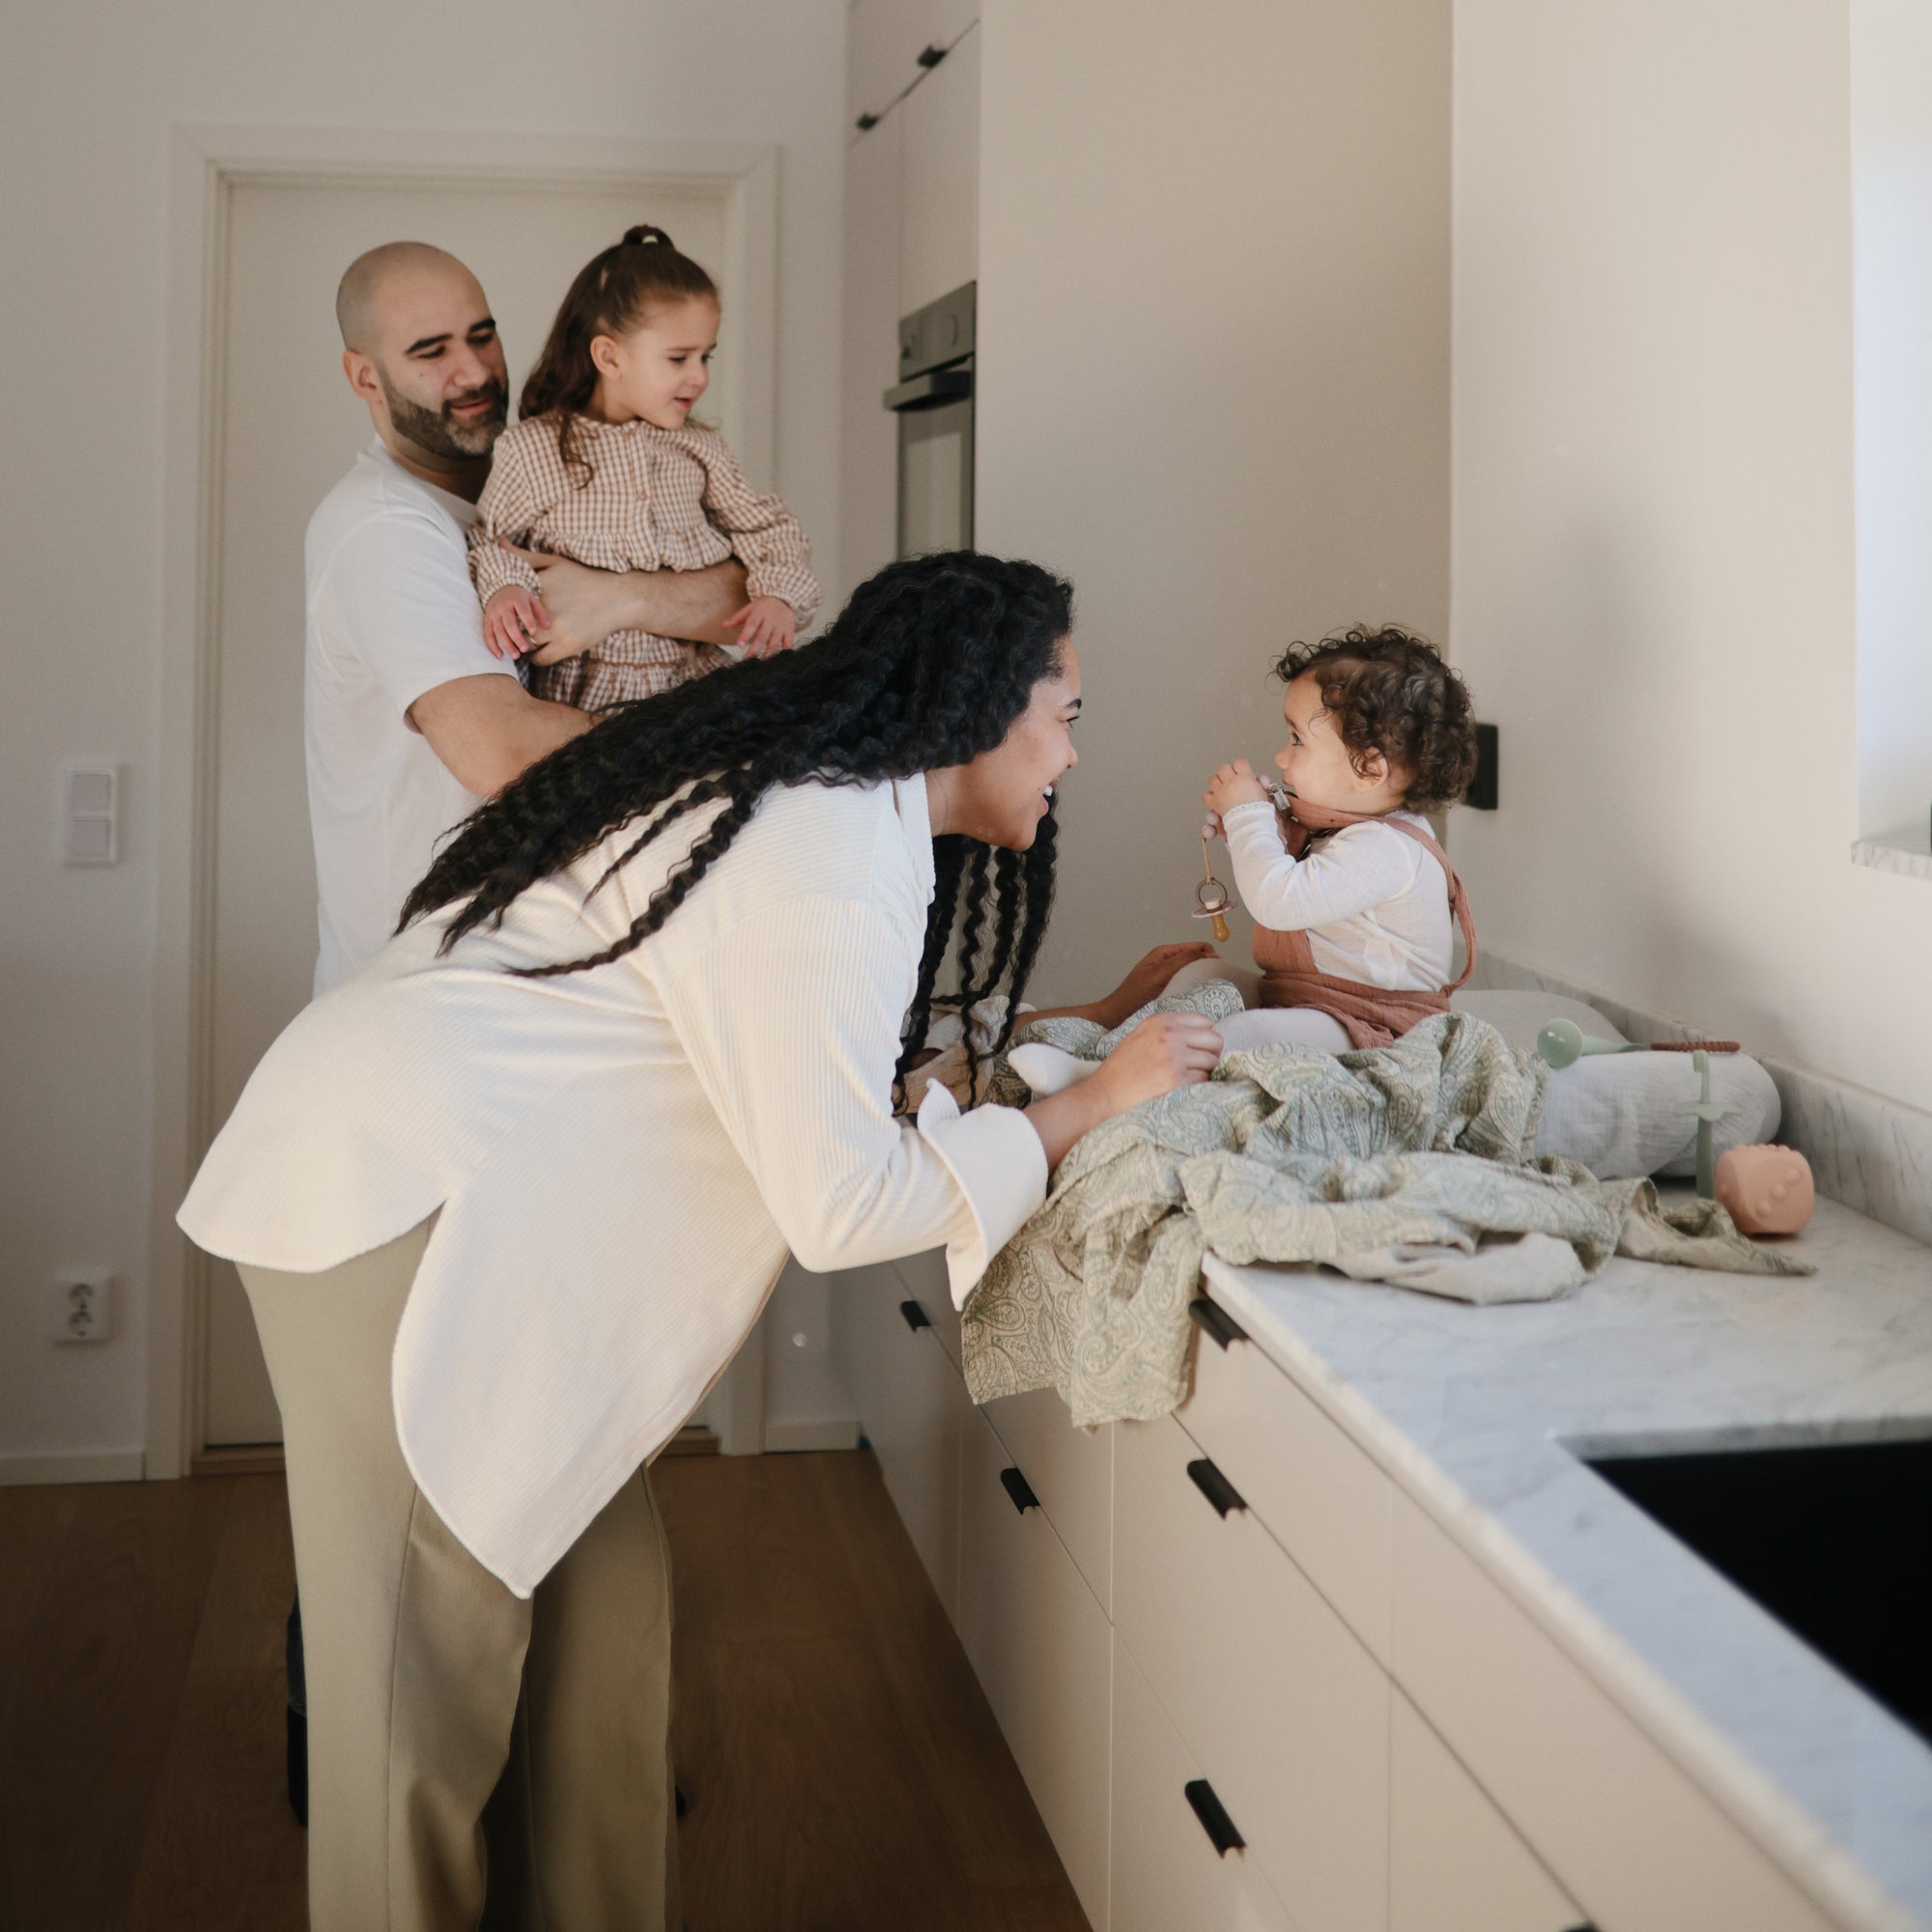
<box><xmin>1584</xmin><ymin>1435</ymin><xmax>1932</xmax><ymax>1745</ymax></box>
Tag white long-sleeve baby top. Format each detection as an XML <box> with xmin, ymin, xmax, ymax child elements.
<box><xmin>1220</xmin><ymin>801</ymin><xmax>1453</xmax><ymax>990</ymax></box>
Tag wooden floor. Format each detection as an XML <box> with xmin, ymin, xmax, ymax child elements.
<box><xmin>0</xmin><ymin>1452</ymin><xmax>1088</xmax><ymax>1931</ymax></box>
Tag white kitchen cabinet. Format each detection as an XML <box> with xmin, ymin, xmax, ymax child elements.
<box><xmin>845</xmin><ymin>0</ymin><xmax>978</xmax><ymax>131</ymax></box>
<box><xmin>896</xmin><ymin>20</ymin><xmax>979</xmax><ymax>315</ymax></box>
<box><xmin>891</xmin><ymin>1246</ymin><xmax>960</xmax><ymax>1369</ymax></box>
<box><xmin>1389</xmin><ymin>1689</ymin><xmax>1584</xmax><ymax>1932</ymax></box>
<box><xmin>1114</xmin><ymin>1410</ymin><xmax>1389</xmax><ymax>1932</ymax></box>
<box><xmin>838</xmin><ymin>106</ymin><xmax>902</xmax><ymax>606</ymax></box>
<box><xmin>838</xmin><ymin>1264</ymin><xmax>1855</xmax><ymax>1932</ymax></box>
<box><xmin>845</xmin><ymin>0</ymin><xmax>915</xmax><ymax>130</ymax></box>
<box><xmin>1391</xmin><ymin>1492</ymin><xmax>1833</xmax><ymax>1932</ymax></box>
<box><xmin>829</xmin><ymin>1259</ymin><xmax>966</xmax><ymax>1615</ymax></box>
<box><xmin>1179</xmin><ymin>1296</ymin><xmax>1393</xmax><ymax>1662</ymax></box>
<box><xmin>1110</xmin><ymin>1639</ymin><xmax>1296</xmax><ymax>1932</ymax></box>
<box><xmin>979</xmin><ymin>1382</ymin><xmax>1112</xmax><ymax>1614</ymax></box>
<box><xmin>956</xmin><ymin>1404</ymin><xmax>1113</xmax><ymax>1928</ymax></box>
<box><xmin>840</xmin><ymin>4</ymin><xmax>979</xmax><ymax>604</ymax></box>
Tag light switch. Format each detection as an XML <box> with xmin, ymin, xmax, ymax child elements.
<box><xmin>60</xmin><ymin>762</ymin><xmax>120</xmax><ymax>866</ymax></box>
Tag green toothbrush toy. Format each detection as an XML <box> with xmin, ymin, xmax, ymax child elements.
<box><xmin>1535</xmin><ymin>1019</ymin><xmax>1641</xmax><ymax>1068</ymax></box>
<box><xmin>1536</xmin><ymin>1018</ymin><xmax>1744</xmax><ymax>1069</ymax></box>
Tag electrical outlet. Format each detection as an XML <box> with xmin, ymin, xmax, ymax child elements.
<box><xmin>49</xmin><ymin>1274</ymin><xmax>113</xmax><ymax>1344</ymax></box>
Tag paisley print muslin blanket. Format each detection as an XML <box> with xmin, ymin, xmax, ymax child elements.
<box><xmin>962</xmin><ymin>985</ymin><xmax>1811</xmax><ymax>1427</ymax></box>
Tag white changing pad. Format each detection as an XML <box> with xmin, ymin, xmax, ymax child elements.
<box><xmin>1452</xmin><ymin>990</ymin><xmax>1780</xmax><ymax>1179</ymax></box>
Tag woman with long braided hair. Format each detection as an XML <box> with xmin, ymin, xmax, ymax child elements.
<box><xmin>180</xmin><ymin>551</ymin><xmax>1221</xmax><ymax>1932</ymax></box>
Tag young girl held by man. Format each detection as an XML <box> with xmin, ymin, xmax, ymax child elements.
<box><xmin>469</xmin><ymin>224</ymin><xmax>818</xmax><ymax>711</ymax></box>
<box><xmin>1202</xmin><ymin>626</ymin><xmax>1480</xmax><ymax>1050</ymax></box>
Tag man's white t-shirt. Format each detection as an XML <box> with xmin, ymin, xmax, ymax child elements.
<box><xmin>304</xmin><ymin>440</ymin><xmax>518</xmax><ymax>995</ymax></box>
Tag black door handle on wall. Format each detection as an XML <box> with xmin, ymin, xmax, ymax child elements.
<box><xmin>1186</xmin><ymin>1457</ymin><xmax>1247</xmax><ymax>1519</ymax></box>
<box><xmin>898</xmin><ymin>1299</ymin><xmax>931</xmax><ymax>1332</ymax></box>
<box><xmin>999</xmin><ymin>1466</ymin><xmax>1039</xmax><ymax>1515</ymax></box>
<box><xmin>1188</xmin><ymin>1297</ymin><xmax>1249</xmax><ymax>1350</ymax></box>
<box><xmin>1182</xmin><ymin>1778</ymin><xmax>1245</xmax><ymax>1856</ymax></box>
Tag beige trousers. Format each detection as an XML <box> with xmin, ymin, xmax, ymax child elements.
<box><xmin>241</xmin><ymin>1218</ymin><xmax>680</xmax><ymax>1932</ymax></box>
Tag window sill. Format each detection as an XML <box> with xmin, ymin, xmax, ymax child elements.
<box><xmin>1851</xmin><ymin>826</ymin><xmax>1932</xmax><ymax>882</ymax></box>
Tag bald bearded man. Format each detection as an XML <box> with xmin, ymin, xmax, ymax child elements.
<box><xmin>288</xmin><ymin>243</ymin><xmax>747</xmax><ymax>1849</ymax></box>
<box><xmin>308</xmin><ymin>242</ymin><xmax>747</xmax><ymax>992</ymax></box>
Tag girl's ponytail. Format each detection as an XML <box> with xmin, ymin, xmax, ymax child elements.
<box><xmin>519</xmin><ymin>224</ymin><xmax>720</xmax><ymax>482</ymax></box>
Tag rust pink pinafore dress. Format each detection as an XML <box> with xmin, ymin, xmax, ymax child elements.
<box><xmin>1251</xmin><ymin>810</ymin><xmax>1479</xmax><ymax>1050</ymax></box>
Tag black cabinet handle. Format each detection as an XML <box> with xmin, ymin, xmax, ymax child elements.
<box><xmin>898</xmin><ymin>1299</ymin><xmax>931</xmax><ymax>1332</ymax></box>
<box><xmin>1186</xmin><ymin>1457</ymin><xmax>1246</xmax><ymax>1519</ymax></box>
<box><xmin>999</xmin><ymin>1466</ymin><xmax>1039</xmax><ymax>1515</ymax></box>
<box><xmin>1188</xmin><ymin>1297</ymin><xmax>1249</xmax><ymax>1350</ymax></box>
<box><xmin>1183</xmin><ymin>1778</ymin><xmax>1245</xmax><ymax>1857</ymax></box>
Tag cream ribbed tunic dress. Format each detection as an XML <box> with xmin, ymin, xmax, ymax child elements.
<box><xmin>179</xmin><ymin>774</ymin><xmax>1046</xmax><ymax>1597</ymax></box>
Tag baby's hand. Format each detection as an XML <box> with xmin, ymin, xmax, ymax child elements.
<box><xmin>483</xmin><ymin>583</ymin><xmax>548</xmax><ymax>660</ymax></box>
<box><xmin>1203</xmin><ymin>758</ymin><xmax>1269</xmax><ymax>818</ymax></box>
<box><xmin>724</xmin><ymin>595</ymin><xmax>797</xmax><ymax>660</ymax></box>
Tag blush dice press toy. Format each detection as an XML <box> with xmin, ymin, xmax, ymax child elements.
<box><xmin>1715</xmin><ymin>1144</ymin><xmax>1816</xmax><ymax>1237</ymax></box>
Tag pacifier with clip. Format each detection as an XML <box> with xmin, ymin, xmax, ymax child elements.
<box><xmin>1195</xmin><ymin>832</ymin><xmax>1236</xmax><ymax>944</ymax></box>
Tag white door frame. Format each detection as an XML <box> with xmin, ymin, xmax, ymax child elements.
<box><xmin>145</xmin><ymin>125</ymin><xmax>781</xmax><ymax>1479</ymax></box>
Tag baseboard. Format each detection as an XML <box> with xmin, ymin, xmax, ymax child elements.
<box><xmin>0</xmin><ymin>1449</ymin><xmax>146</xmax><ymax>1487</ymax></box>
<box><xmin>189</xmin><ymin>1444</ymin><xmax>286</xmax><ymax>1477</ymax></box>
<box><xmin>762</xmin><ymin>1417</ymin><xmax>864</xmax><ymax>1452</ymax></box>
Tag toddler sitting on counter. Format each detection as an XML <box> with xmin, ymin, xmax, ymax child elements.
<box><xmin>1202</xmin><ymin>625</ymin><xmax>1480</xmax><ymax>1050</ymax></box>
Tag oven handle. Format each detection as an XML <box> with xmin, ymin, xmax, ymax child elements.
<box><xmin>883</xmin><ymin>367</ymin><xmax>974</xmax><ymax>412</ymax></box>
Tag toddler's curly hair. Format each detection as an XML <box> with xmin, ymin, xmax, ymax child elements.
<box><xmin>1272</xmin><ymin>625</ymin><xmax>1478</xmax><ymax>812</ymax></box>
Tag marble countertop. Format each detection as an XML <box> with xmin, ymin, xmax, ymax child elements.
<box><xmin>1201</xmin><ymin>1191</ymin><xmax>1932</xmax><ymax>1932</ymax></box>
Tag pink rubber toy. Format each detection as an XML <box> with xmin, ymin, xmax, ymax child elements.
<box><xmin>1715</xmin><ymin>1145</ymin><xmax>1814</xmax><ymax>1236</ymax></box>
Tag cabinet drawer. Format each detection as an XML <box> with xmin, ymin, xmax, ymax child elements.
<box><xmin>979</xmin><ymin>1385</ymin><xmax>1112</xmax><ymax>1614</ymax></box>
<box><xmin>1390</xmin><ymin>1689</ymin><xmax>1583</xmax><ymax>1932</ymax></box>
<box><xmin>1111</xmin><ymin>1638</ymin><xmax>1295</xmax><ymax>1932</ymax></box>
<box><xmin>891</xmin><ymin>1247</ymin><xmax>961</xmax><ymax>1371</ymax></box>
<box><xmin>1392</xmin><ymin>1493</ymin><xmax>1833</xmax><ymax>1932</ymax></box>
<box><xmin>831</xmin><ymin>1261</ymin><xmax>965</xmax><ymax>1615</ymax></box>
<box><xmin>1115</xmin><ymin>1412</ymin><xmax>1388</xmax><ymax>1932</ymax></box>
<box><xmin>1179</xmin><ymin>1292</ymin><xmax>1392</xmax><ymax>1661</ymax></box>
<box><xmin>957</xmin><ymin>1406</ymin><xmax>1112</xmax><ymax>1928</ymax></box>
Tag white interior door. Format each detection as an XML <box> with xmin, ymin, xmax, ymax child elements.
<box><xmin>201</xmin><ymin>177</ymin><xmax>731</xmax><ymax>1445</ymax></box>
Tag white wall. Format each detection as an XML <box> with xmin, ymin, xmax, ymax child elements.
<box><xmin>1452</xmin><ymin>1</ymin><xmax>1932</xmax><ymax>1114</ymax></box>
<box><xmin>0</xmin><ymin>0</ymin><xmax>845</xmax><ymax>1471</ymax></box>
<box><xmin>1853</xmin><ymin>0</ymin><xmax>1932</xmax><ymax>842</ymax></box>
<box><xmin>974</xmin><ymin>0</ymin><xmax>1452</xmax><ymax>1008</ymax></box>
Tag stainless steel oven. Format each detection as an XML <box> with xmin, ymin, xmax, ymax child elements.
<box><xmin>885</xmin><ymin>281</ymin><xmax>975</xmax><ymax>556</ymax></box>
